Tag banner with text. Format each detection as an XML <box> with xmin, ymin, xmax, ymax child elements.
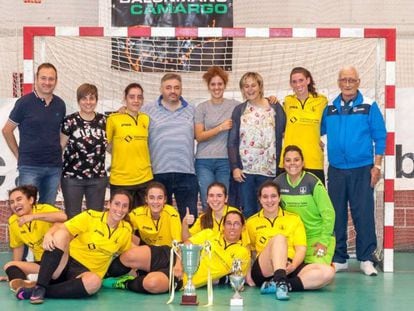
<box><xmin>111</xmin><ymin>0</ymin><xmax>233</xmax><ymax>72</ymax></box>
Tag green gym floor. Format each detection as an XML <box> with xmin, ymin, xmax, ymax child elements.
<box><xmin>0</xmin><ymin>252</ymin><xmax>413</xmax><ymax>311</ymax></box>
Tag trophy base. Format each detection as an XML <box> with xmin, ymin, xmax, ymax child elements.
<box><xmin>181</xmin><ymin>295</ymin><xmax>199</xmax><ymax>305</ymax></box>
<box><xmin>230</xmin><ymin>298</ymin><xmax>244</xmax><ymax>306</ymax></box>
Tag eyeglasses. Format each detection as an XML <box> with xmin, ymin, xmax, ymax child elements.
<box><xmin>338</xmin><ymin>78</ymin><xmax>359</xmax><ymax>85</ymax></box>
<box><xmin>224</xmin><ymin>221</ymin><xmax>242</xmax><ymax>228</ymax></box>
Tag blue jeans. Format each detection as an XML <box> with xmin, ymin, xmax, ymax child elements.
<box><xmin>240</xmin><ymin>174</ymin><xmax>273</xmax><ymax>218</ymax></box>
<box><xmin>195</xmin><ymin>158</ymin><xmax>230</xmax><ymax>211</ymax></box>
<box><xmin>18</xmin><ymin>165</ymin><xmax>61</xmax><ymax>205</ymax></box>
<box><xmin>61</xmin><ymin>177</ymin><xmax>108</xmax><ymax>219</ymax></box>
<box><xmin>328</xmin><ymin>165</ymin><xmax>377</xmax><ymax>262</ymax></box>
<box><xmin>153</xmin><ymin>173</ymin><xmax>199</xmax><ymax>221</ymax></box>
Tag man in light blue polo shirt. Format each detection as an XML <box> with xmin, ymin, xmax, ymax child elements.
<box><xmin>142</xmin><ymin>73</ymin><xmax>198</xmax><ymax>220</ymax></box>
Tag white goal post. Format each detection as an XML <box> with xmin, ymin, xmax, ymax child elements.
<box><xmin>22</xmin><ymin>26</ymin><xmax>396</xmax><ymax>272</ymax></box>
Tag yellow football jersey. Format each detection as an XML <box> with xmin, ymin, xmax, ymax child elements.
<box><xmin>246</xmin><ymin>209</ymin><xmax>306</xmax><ymax>259</ymax></box>
<box><xmin>106</xmin><ymin>112</ymin><xmax>153</xmax><ymax>185</ymax></box>
<box><xmin>9</xmin><ymin>204</ymin><xmax>62</xmax><ymax>261</ymax></box>
<box><xmin>129</xmin><ymin>204</ymin><xmax>181</xmax><ymax>246</ymax></box>
<box><xmin>65</xmin><ymin>210</ymin><xmax>132</xmax><ymax>278</ymax></box>
<box><xmin>184</xmin><ymin>229</ymin><xmax>251</xmax><ymax>288</ymax></box>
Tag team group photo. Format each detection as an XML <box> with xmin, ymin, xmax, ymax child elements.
<box><xmin>0</xmin><ymin>1</ymin><xmax>413</xmax><ymax>310</ymax></box>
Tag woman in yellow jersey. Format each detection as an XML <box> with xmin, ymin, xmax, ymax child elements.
<box><xmin>103</xmin><ymin>211</ymin><xmax>250</xmax><ymax>294</ymax></box>
<box><xmin>3</xmin><ymin>185</ymin><xmax>67</xmax><ymax>291</ymax></box>
<box><xmin>280</xmin><ymin>67</ymin><xmax>328</xmax><ymax>184</ymax></box>
<box><xmin>182</xmin><ymin>182</ymin><xmax>248</xmax><ymax>245</ymax></box>
<box><xmin>246</xmin><ymin>181</ymin><xmax>334</xmax><ymax>301</ymax></box>
<box><xmin>15</xmin><ymin>190</ymin><xmax>133</xmax><ymax>304</ymax></box>
<box><xmin>129</xmin><ymin>181</ymin><xmax>181</xmax><ymax>246</ymax></box>
<box><xmin>107</xmin><ymin>83</ymin><xmax>153</xmax><ymax>208</ymax></box>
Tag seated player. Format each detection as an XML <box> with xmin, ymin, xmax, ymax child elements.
<box><xmin>15</xmin><ymin>190</ymin><xmax>133</xmax><ymax>304</ymax></box>
<box><xmin>246</xmin><ymin>180</ymin><xmax>334</xmax><ymax>300</ymax></box>
<box><xmin>274</xmin><ymin>145</ymin><xmax>336</xmax><ymax>264</ymax></box>
<box><xmin>129</xmin><ymin>181</ymin><xmax>181</xmax><ymax>246</ymax></box>
<box><xmin>3</xmin><ymin>185</ymin><xmax>67</xmax><ymax>291</ymax></box>
<box><xmin>103</xmin><ymin>210</ymin><xmax>250</xmax><ymax>294</ymax></box>
<box><xmin>182</xmin><ymin>182</ymin><xmax>249</xmax><ymax>245</ymax></box>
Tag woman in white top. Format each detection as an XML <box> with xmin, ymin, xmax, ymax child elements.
<box><xmin>228</xmin><ymin>72</ymin><xmax>286</xmax><ymax>218</ymax></box>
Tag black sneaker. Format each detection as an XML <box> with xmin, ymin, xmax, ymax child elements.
<box><xmin>30</xmin><ymin>285</ymin><xmax>46</xmax><ymax>304</ymax></box>
<box><xmin>16</xmin><ymin>287</ymin><xmax>34</xmax><ymax>300</ymax></box>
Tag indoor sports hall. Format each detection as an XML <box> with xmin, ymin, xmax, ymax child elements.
<box><xmin>0</xmin><ymin>1</ymin><xmax>414</xmax><ymax>310</ymax></box>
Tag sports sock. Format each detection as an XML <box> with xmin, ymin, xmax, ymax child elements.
<box><xmin>5</xmin><ymin>265</ymin><xmax>26</xmax><ymax>281</ymax></box>
<box><xmin>37</xmin><ymin>248</ymin><xmax>64</xmax><ymax>287</ymax></box>
<box><xmin>287</xmin><ymin>276</ymin><xmax>304</xmax><ymax>292</ymax></box>
<box><xmin>272</xmin><ymin>269</ymin><xmax>287</xmax><ymax>283</ymax></box>
<box><xmin>126</xmin><ymin>275</ymin><xmax>149</xmax><ymax>294</ymax></box>
<box><xmin>105</xmin><ymin>256</ymin><xmax>131</xmax><ymax>278</ymax></box>
<box><xmin>45</xmin><ymin>278</ymin><xmax>89</xmax><ymax>298</ymax></box>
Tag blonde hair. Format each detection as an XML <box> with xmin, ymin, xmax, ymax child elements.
<box><xmin>239</xmin><ymin>72</ymin><xmax>264</xmax><ymax>98</ymax></box>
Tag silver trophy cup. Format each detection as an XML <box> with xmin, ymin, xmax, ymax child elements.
<box><xmin>230</xmin><ymin>259</ymin><xmax>245</xmax><ymax>306</ymax></box>
<box><xmin>230</xmin><ymin>274</ymin><xmax>245</xmax><ymax>306</ymax></box>
<box><xmin>179</xmin><ymin>243</ymin><xmax>203</xmax><ymax>305</ymax></box>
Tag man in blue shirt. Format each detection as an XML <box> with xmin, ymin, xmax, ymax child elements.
<box><xmin>321</xmin><ymin>66</ymin><xmax>386</xmax><ymax>276</ymax></box>
<box><xmin>2</xmin><ymin>63</ymin><xmax>66</xmax><ymax>205</ymax></box>
<box><xmin>142</xmin><ymin>73</ymin><xmax>198</xmax><ymax>221</ymax></box>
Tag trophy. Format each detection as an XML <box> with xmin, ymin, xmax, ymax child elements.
<box><xmin>179</xmin><ymin>243</ymin><xmax>203</xmax><ymax>305</ymax></box>
<box><xmin>229</xmin><ymin>259</ymin><xmax>245</xmax><ymax>306</ymax></box>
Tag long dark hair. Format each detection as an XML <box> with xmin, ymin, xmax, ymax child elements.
<box><xmin>283</xmin><ymin>145</ymin><xmax>304</xmax><ymax>161</ymax></box>
<box><xmin>257</xmin><ymin>180</ymin><xmax>281</xmax><ymax>210</ymax></box>
<box><xmin>109</xmin><ymin>189</ymin><xmax>133</xmax><ymax>224</ymax></box>
<box><xmin>8</xmin><ymin>185</ymin><xmax>38</xmax><ymax>208</ymax></box>
<box><xmin>200</xmin><ymin>182</ymin><xmax>228</xmax><ymax>230</ymax></box>
<box><xmin>290</xmin><ymin>67</ymin><xmax>318</xmax><ymax>97</ymax></box>
<box><xmin>123</xmin><ymin>83</ymin><xmax>144</xmax><ymax>99</ymax></box>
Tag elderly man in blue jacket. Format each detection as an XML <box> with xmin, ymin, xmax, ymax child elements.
<box><xmin>321</xmin><ymin>66</ymin><xmax>386</xmax><ymax>277</ymax></box>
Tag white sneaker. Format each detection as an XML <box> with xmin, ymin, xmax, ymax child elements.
<box><xmin>360</xmin><ymin>261</ymin><xmax>378</xmax><ymax>276</ymax></box>
<box><xmin>333</xmin><ymin>261</ymin><xmax>348</xmax><ymax>272</ymax></box>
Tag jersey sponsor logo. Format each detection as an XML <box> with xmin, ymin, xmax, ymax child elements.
<box><xmin>124</xmin><ymin>135</ymin><xmax>133</xmax><ymax>142</ymax></box>
<box><xmin>259</xmin><ymin>236</ymin><xmax>267</xmax><ymax>244</ymax></box>
<box><xmin>289</xmin><ymin>116</ymin><xmax>298</xmax><ymax>123</ymax></box>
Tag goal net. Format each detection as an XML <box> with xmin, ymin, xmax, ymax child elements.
<box><xmin>1</xmin><ymin>26</ymin><xmax>394</xmax><ymax>271</ymax></box>
<box><xmin>29</xmin><ymin>30</ymin><xmax>387</xmax><ymax>115</ymax></box>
